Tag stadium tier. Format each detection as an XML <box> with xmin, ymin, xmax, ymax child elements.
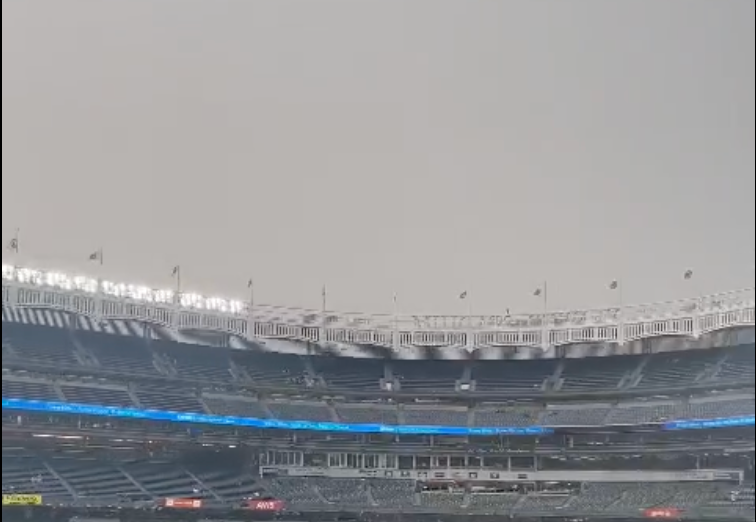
<box><xmin>2</xmin><ymin>265</ymin><xmax>755</xmax><ymax>521</ymax></box>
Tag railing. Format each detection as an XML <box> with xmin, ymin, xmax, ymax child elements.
<box><xmin>2</xmin><ymin>263</ymin><xmax>754</xmax><ymax>351</ymax></box>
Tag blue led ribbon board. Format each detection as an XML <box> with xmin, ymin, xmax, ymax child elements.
<box><xmin>2</xmin><ymin>398</ymin><xmax>752</xmax><ymax>434</ymax></box>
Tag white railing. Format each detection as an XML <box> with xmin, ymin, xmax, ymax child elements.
<box><xmin>2</xmin><ymin>263</ymin><xmax>754</xmax><ymax>351</ymax></box>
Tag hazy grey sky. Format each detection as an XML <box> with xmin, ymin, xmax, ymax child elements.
<box><xmin>2</xmin><ymin>0</ymin><xmax>754</xmax><ymax>316</ymax></box>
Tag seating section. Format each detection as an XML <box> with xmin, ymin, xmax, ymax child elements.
<box><xmin>3</xmin><ymin>324</ymin><xmax>79</xmax><ymax>368</ymax></box>
<box><xmin>2</xmin><ymin>324</ymin><xmax>754</xmax><ymax>395</ymax></box>
<box><xmin>728</xmin><ymin>483</ymin><xmax>754</xmax><ymax>508</ymax></box>
<box><xmin>135</xmin><ymin>384</ymin><xmax>207</xmax><ymax>413</ymax></box>
<box><xmin>541</xmin><ymin>406</ymin><xmax>611</xmax><ymax>427</ymax></box>
<box><xmin>718</xmin><ymin>348</ymin><xmax>755</xmax><ymax>381</ymax></box>
<box><xmin>420</xmin><ymin>491</ymin><xmax>465</xmax><ymax>510</ymax></box>
<box><xmin>310</xmin><ymin>357</ymin><xmax>384</xmax><ymax>391</ymax></box>
<box><xmin>467</xmin><ymin>492</ymin><xmax>521</xmax><ymax>513</ymax></box>
<box><xmin>607</xmin><ymin>402</ymin><xmax>684</xmax><ymax>425</ymax></box>
<box><xmin>2</xmin><ymin>372</ymin><xmax>752</xmax><ymax>427</ymax></box>
<box><xmin>1</xmin><ymin>452</ymin><xmax>73</xmax><ymax>503</ymax></box>
<box><xmin>370</xmin><ymin>479</ymin><xmax>416</xmax><ymax>508</ymax></box>
<box><xmin>471</xmin><ymin>359</ymin><xmax>554</xmax><ymax>393</ymax></box>
<box><xmin>473</xmin><ymin>407</ymin><xmax>541</xmax><ymax>427</ymax></box>
<box><xmin>79</xmin><ymin>333</ymin><xmax>160</xmax><ymax>376</ymax></box>
<box><xmin>1</xmin><ymin>448</ymin><xmax>751</xmax><ymax>514</ymax></box>
<box><xmin>267</xmin><ymin>401</ymin><xmax>333</xmax><ymax>422</ymax></box>
<box><xmin>159</xmin><ymin>341</ymin><xmax>234</xmax><ymax>383</ymax></box>
<box><xmin>202</xmin><ymin>396</ymin><xmax>269</xmax><ymax>418</ymax></box>
<box><xmin>1</xmin><ymin>449</ymin><xmax>255</xmax><ymax>508</ymax></box>
<box><xmin>336</xmin><ymin>405</ymin><xmax>399</xmax><ymax>425</ymax></box>
<box><xmin>393</xmin><ymin>361</ymin><xmax>463</xmax><ymax>392</ymax></box>
<box><xmin>308</xmin><ymin>477</ymin><xmax>370</xmax><ymax>506</ymax></box>
<box><xmin>2</xmin><ymin>323</ymin><xmax>754</xmax><ymax>517</ymax></box>
<box><xmin>2</xmin><ymin>379</ymin><xmax>60</xmax><ymax>402</ymax></box>
<box><xmin>264</xmin><ymin>478</ymin><xmax>326</xmax><ymax>506</ymax></box>
<box><xmin>1</xmin><ymin>323</ymin><xmax>754</xmax><ymax>429</ymax></box>
<box><xmin>514</xmin><ymin>494</ymin><xmax>570</xmax><ymax>512</ymax></box>
<box><xmin>559</xmin><ymin>357</ymin><xmax>631</xmax><ymax>391</ymax></box>
<box><xmin>234</xmin><ymin>352</ymin><xmax>310</xmax><ymax>388</ymax></box>
<box><xmin>60</xmin><ymin>385</ymin><xmax>133</xmax><ymax>407</ymax></box>
<box><xmin>403</xmin><ymin>406</ymin><xmax>468</xmax><ymax>427</ymax></box>
<box><xmin>638</xmin><ymin>351</ymin><xmax>722</xmax><ymax>389</ymax></box>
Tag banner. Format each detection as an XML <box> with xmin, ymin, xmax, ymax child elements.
<box><xmin>246</xmin><ymin>499</ymin><xmax>285</xmax><ymax>511</ymax></box>
<box><xmin>2</xmin><ymin>494</ymin><xmax>42</xmax><ymax>505</ymax></box>
<box><xmin>644</xmin><ymin>508</ymin><xmax>681</xmax><ymax>518</ymax></box>
<box><xmin>163</xmin><ymin>498</ymin><xmax>202</xmax><ymax>509</ymax></box>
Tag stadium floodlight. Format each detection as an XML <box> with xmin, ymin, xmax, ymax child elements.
<box><xmin>1</xmin><ymin>263</ymin><xmax>249</xmax><ymax>316</ymax></box>
<box><xmin>2</xmin><ymin>264</ymin><xmax>15</xmax><ymax>281</ymax></box>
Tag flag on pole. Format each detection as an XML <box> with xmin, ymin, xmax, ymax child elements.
<box><xmin>171</xmin><ymin>266</ymin><xmax>182</xmax><ymax>297</ymax></box>
<box><xmin>88</xmin><ymin>249</ymin><xmax>103</xmax><ymax>264</ymax></box>
<box><xmin>247</xmin><ymin>279</ymin><xmax>255</xmax><ymax>305</ymax></box>
<box><xmin>609</xmin><ymin>280</ymin><xmax>619</xmax><ymax>290</ymax></box>
<box><xmin>683</xmin><ymin>269</ymin><xmax>694</xmax><ymax>280</ymax></box>
<box><xmin>459</xmin><ymin>291</ymin><xmax>468</xmax><ymax>299</ymax></box>
<box><xmin>6</xmin><ymin>229</ymin><xmax>19</xmax><ymax>253</ymax></box>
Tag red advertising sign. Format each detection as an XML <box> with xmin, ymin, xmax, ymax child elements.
<box><xmin>644</xmin><ymin>508</ymin><xmax>681</xmax><ymax>518</ymax></box>
<box><xmin>164</xmin><ymin>498</ymin><xmax>202</xmax><ymax>509</ymax></box>
<box><xmin>246</xmin><ymin>499</ymin><xmax>285</xmax><ymax>511</ymax></box>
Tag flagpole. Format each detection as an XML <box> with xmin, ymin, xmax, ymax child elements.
<box><xmin>247</xmin><ymin>279</ymin><xmax>255</xmax><ymax>339</ymax></box>
<box><xmin>172</xmin><ymin>266</ymin><xmax>182</xmax><ymax>304</ymax></box>
<box><xmin>392</xmin><ymin>291</ymin><xmax>400</xmax><ymax>351</ymax></box>
<box><xmin>610</xmin><ymin>279</ymin><xmax>625</xmax><ymax>345</ymax></box>
<box><xmin>683</xmin><ymin>270</ymin><xmax>701</xmax><ymax>338</ymax></box>
<box><xmin>89</xmin><ymin>249</ymin><xmax>104</xmax><ymax>289</ymax></box>
<box><xmin>321</xmin><ymin>284</ymin><xmax>328</xmax><ymax>343</ymax></box>
<box><xmin>464</xmin><ymin>288</ymin><xmax>474</xmax><ymax>351</ymax></box>
<box><xmin>538</xmin><ymin>282</ymin><xmax>549</xmax><ymax>349</ymax></box>
<box><xmin>542</xmin><ymin>281</ymin><xmax>549</xmax><ymax>350</ymax></box>
<box><xmin>89</xmin><ymin>248</ymin><xmax>104</xmax><ymax>265</ymax></box>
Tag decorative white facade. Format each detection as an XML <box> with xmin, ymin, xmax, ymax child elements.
<box><xmin>2</xmin><ymin>263</ymin><xmax>754</xmax><ymax>359</ymax></box>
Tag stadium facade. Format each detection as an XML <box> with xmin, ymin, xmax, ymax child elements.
<box><xmin>2</xmin><ymin>264</ymin><xmax>754</xmax><ymax>521</ymax></box>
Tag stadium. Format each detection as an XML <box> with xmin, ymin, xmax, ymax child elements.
<box><xmin>1</xmin><ymin>264</ymin><xmax>754</xmax><ymax>522</ymax></box>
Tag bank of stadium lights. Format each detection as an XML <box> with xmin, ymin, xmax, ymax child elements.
<box><xmin>1</xmin><ymin>264</ymin><xmax>247</xmax><ymax>315</ymax></box>
<box><xmin>2</xmin><ymin>263</ymin><xmax>16</xmax><ymax>281</ymax></box>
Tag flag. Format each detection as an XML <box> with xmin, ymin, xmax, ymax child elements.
<box><xmin>88</xmin><ymin>249</ymin><xmax>103</xmax><ymax>264</ymax></box>
<box><xmin>533</xmin><ymin>288</ymin><xmax>542</xmax><ymax>297</ymax></box>
<box><xmin>247</xmin><ymin>278</ymin><xmax>253</xmax><ymax>288</ymax></box>
<box><xmin>609</xmin><ymin>280</ymin><xmax>619</xmax><ymax>290</ymax></box>
<box><xmin>172</xmin><ymin>265</ymin><xmax>180</xmax><ymax>276</ymax></box>
<box><xmin>7</xmin><ymin>237</ymin><xmax>18</xmax><ymax>253</ymax></box>
<box><xmin>683</xmin><ymin>270</ymin><xmax>693</xmax><ymax>280</ymax></box>
<box><xmin>459</xmin><ymin>291</ymin><xmax>467</xmax><ymax>299</ymax></box>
